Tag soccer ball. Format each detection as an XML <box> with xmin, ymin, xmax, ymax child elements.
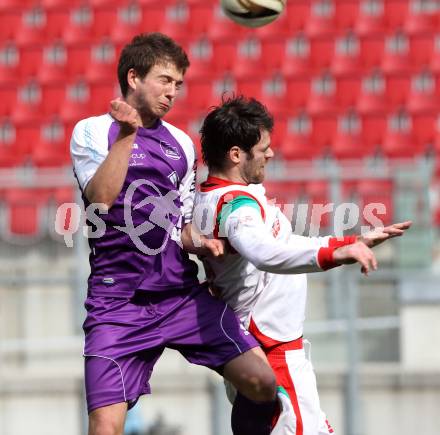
<box><xmin>221</xmin><ymin>0</ymin><xmax>286</xmax><ymax>28</ymax></box>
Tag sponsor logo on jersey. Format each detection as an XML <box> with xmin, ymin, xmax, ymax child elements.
<box><xmin>160</xmin><ymin>141</ymin><xmax>181</xmax><ymax>160</ymax></box>
<box><xmin>272</xmin><ymin>218</ymin><xmax>280</xmax><ymax>238</ymax></box>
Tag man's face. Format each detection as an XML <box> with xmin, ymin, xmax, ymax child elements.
<box><xmin>240</xmin><ymin>129</ymin><xmax>274</xmax><ymax>184</ymax></box>
<box><xmin>132</xmin><ymin>62</ymin><xmax>184</xmax><ymax>120</ymax></box>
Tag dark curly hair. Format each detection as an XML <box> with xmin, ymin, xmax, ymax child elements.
<box><xmin>200</xmin><ymin>95</ymin><xmax>274</xmax><ymax>171</ymax></box>
<box><xmin>117</xmin><ymin>32</ymin><xmax>190</xmax><ymax>97</ymax></box>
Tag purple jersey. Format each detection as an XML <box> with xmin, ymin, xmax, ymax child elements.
<box><xmin>71</xmin><ymin>114</ymin><xmax>199</xmax><ymax>297</ymax></box>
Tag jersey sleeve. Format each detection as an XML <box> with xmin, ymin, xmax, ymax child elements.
<box><xmin>70</xmin><ymin>115</ymin><xmax>112</xmax><ymax>191</ymax></box>
<box><xmin>179</xmin><ymin>150</ymin><xmax>197</xmax><ymax>224</ymax></box>
<box><xmin>223</xmin><ymin>205</ymin><xmax>340</xmax><ymax>273</ymax></box>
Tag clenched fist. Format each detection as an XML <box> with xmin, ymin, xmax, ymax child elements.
<box><xmin>110</xmin><ymin>98</ymin><xmax>142</xmax><ymax>134</ymax></box>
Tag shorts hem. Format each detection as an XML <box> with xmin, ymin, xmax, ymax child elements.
<box><xmin>208</xmin><ymin>341</ymin><xmax>260</xmax><ymax>371</ymax></box>
<box><xmin>87</xmin><ymin>388</ymin><xmax>151</xmax><ymax>414</ymax></box>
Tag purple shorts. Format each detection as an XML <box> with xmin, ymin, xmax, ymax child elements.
<box><xmin>83</xmin><ymin>284</ymin><xmax>258</xmax><ymax>413</ymax></box>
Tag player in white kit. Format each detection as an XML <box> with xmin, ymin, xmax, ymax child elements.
<box><xmin>192</xmin><ymin>96</ymin><xmax>411</xmax><ymax>435</ymax></box>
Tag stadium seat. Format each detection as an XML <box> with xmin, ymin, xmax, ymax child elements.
<box><xmin>284</xmin><ymin>0</ymin><xmax>310</xmax><ymax>32</ymax></box>
<box><xmin>332</xmin><ymin>110</ymin><xmax>377</xmax><ymax>160</ymax></box>
<box><xmin>84</xmin><ymin>40</ymin><xmax>118</xmax><ymax>84</ymax></box>
<box><xmin>404</xmin><ymin>2</ymin><xmax>439</xmax><ymax>34</ymax></box>
<box><xmin>281</xmin><ymin>34</ymin><xmax>314</xmax><ymax>77</ymax></box>
<box><xmin>207</xmin><ymin>4</ymin><xmax>250</xmax><ymax>41</ymax></box>
<box><xmin>410</xmin><ymin>34</ymin><xmax>435</xmax><ymax>68</ymax></box>
<box><xmin>0</xmin><ymin>120</ymin><xmax>31</xmax><ymax>167</ymax></box>
<box><xmin>278</xmin><ymin>113</ymin><xmax>327</xmax><ymax>161</ymax></box>
<box><xmin>381</xmin><ymin>31</ymin><xmax>413</xmax><ymax>74</ymax></box>
<box><xmin>307</xmin><ymin>72</ymin><xmax>338</xmax><ymax>115</ymax></box>
<box><xmin>89</xmin><ymin>82</ymin><xmax>120</xmax><ymax>115</ymax></box>
<box><xmin>385</xmin><ymin>73</ymin><xmax>411</xmax><ymax>109</ymax></box>
<box><xmin>381</xmin><ymin>110</ymin><xmax>425</xmax><ymax>159</ymax></box>
<box><xmin>188</xmin><ymin>2</ymin><xmax>215</xmax><ymax>35</ymax></box>
<box><xmin>407</xmin><ymin>70</ymin><xmax>440</xmax><ymax>113</ymax></box>
<box><xmin>14</xmin><ymin>7</ymin><xmax>48</xmax><ymax>47</ymax></box>
<box><xmin>0</xmin><ymin>10</ymin><xmax>22</xmax><ymax>41</ymax></box>
<box><xmin>355</xmin><ymin>0</ymin><xmax>386</xmax><ymax>36</ymax></box>
<box><xmin>263</xmin><ymin>180</ymin><xmax>304</xmax><ymax>211</ymax></box>
<box><xmin>336</xmin><ymin>76</ymin><xmax>362</xmax><ymax>109</ymax></box>
<box><xmin>2</xmin><ymin>188</ymin><xmax>51</xmax><ymax>240</ymax></box>
<box><xmin>62</xmin><ymin>6</ymin><xmax>96</xmax><ymax>45</ymax></box>
<box><xmin>359</xmin><ymin>35</ymin><xmax>384</xmax><ymax>70</ymax></box>
<box><xmin>66</xmin><ymin>45</ymin><xmax>92</xmax><ymax>78</ymax></box>
<box><xmin>303</xmin><ymin>180</ymin><xmax>331</xmax><ymax>230</ymax></box>
<box><xmin>385</xmin><ymin>0</ymin><xmax>409</xmax><ymax>29</ymax></box>
<box><xmin>411</xmin><ymin>113</ymin><xmax>437</xmax><ymax>151</ymax></box>
<box><xmin>356</xmin><ymin>71</ymin><xmax>388</xmax><ymax>114</ymax></box>
<box><xmin>430</xmin><ymin>35</ymin><xmax>440</xmax><ymax>72</ymax></box>
<box><xmin>0</xmin><ymin>88</ymin><xmax>16</xmax><ymax>119</ymax></box>
<box><xmin>331</xmin><ymin>32</ymin><xmax>362</xmax><ymax>76</ymax></box>
<box><xmin>285</xmin><ymin>77</ymin><xmax>311</xmax><ymax>110</ymax></box>
<box><xmin>354</xmin><ymin>179</ymin><xmax>394</xmax><ymax>226</ymax></box>
<box><xmin>360</xmin><ymin>113</ymin><xmax>387</xmax><ymax>150</ymax></box>
<box><xmin>306</xmin><ymin>0</ymin><xmax>337</xmax><ymax>37</ymax></box>
<box><xmin>37</xmin><ymin>43</ymin><xmax>69</xmax><ymax>85</ymax></box>
<box><xmin>32</xmin><ymin>119</ymin><xmax>71</xmax><ymax>168</ymax></box>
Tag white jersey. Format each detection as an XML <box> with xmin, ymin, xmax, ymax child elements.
<box><xmin>194</xmin><ymin>176</ymin><xmax>353</xmax><ymax>343</ymax></box>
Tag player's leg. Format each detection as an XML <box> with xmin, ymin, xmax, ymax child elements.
<box><xmin>88</xmin><ymin>403</ymin><xmax>127</xmax><ymax>435</ymax></box>
<box><xmin>168</xmin><ymin>285</ymin><xmax>278</xmax><ymax>435</ymax></box>
<box><xmin>269</xmin><ymin>340</ymin><xmax>334</xmax><ymax>435</ymax></box>
<box><xmin>223</xmin><ymin>345</ymin><xmax>276</xmax><ymax>402</ymax></box>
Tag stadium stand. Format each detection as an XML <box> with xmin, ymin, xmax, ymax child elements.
<box><xmin>0</xmin><ymin>0</ymin><xmax>439</xmax><ymax>240</ymax></box>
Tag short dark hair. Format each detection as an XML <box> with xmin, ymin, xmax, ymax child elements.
<box><xmin>117</xmin><ymin>32</ymin><xmax>190</xmax><ymax>97</ymax></box>
<box><xmin>200</xmin><ymin>95</ymin><xmax>274</xmax><ymax>171</ymax></box>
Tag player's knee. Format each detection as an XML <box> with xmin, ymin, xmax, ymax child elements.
<box><xmin>89</xmin><ymin>411</ymin><xmax>124</xmax><ymax>435</ymax></box>
<box><xmin>246</xmin><ymin>369</ymin><xmax>277</xmax><ymax>402</ymax></box>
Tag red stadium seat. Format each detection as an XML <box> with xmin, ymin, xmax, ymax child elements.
<box><xmin>356</xmin><ymin>71</ymin><xmax>388</xmax><ymax>114</ymax></box>
<box><xmin>285</xmin><ymin>77</ymin><xmax>311</xmax><ymax>110</ymax></box>
<box><xmin>411</xmin><ymin>113</ymin><xmax>437</xmax><ymax>150</ymax></box>
<box><xmin>361</xmin><ymin>113</ymin><xmax>387</xmax><ymax>150</ymax></box>
<box><xmin>207</xmin><ymin>4</ymin><xmax>249</xmax><ymax>41</ymax></box>
<box><xmin>281</xmin><ymin>34</ymin><xmax>314</xmax><ymax>77</ymax></box>
<box><xmin>431</xmin><ymin>36</ymin><xmax>440</xmax><ymax>72</ymax></box>
<box><xmin>359</xmin><ymin>35</ymin><xmax>384</xmax><ymax>70</ymax></box>
<box><xmin>0</xmin><ymin>88</ymin><xmax>16</xmax><ymax>118</ymax></box>
<box><xmin>355</xmin><ymin>179</ymin><xmax>394</xmax><ymax>226</ymax></box>
<box><xmin>37</xmin><ymin>43</ymin><xmax>69</xmax><ymax>85</ymax></box>
<box><xmin>355</xmin><ymin>0</ymin><xmax>386</xmax><ymax>36</ymax></box>
<box><xmin>306</xmin><ymin>0</ymin><xmax>337</xmax><ymax>37</ymax></box>
<box><xmin>0</xmin><ymin>10</ymin><xmax>22</xmax><ymax>41</ymax></box>
<box><xmin>381</xmin><ymin>31</ymin><xmax>413</xmax><ymax>74</ymax></box>
<box><xmin>188</xmin><ymin>2</ymin><xmax>215</xmax><ymax>35</ymax></box>
<box><xmin>404</xmin><ymin>2</ymin><xmax>439</xmax><ymax>34</ymax></box>
<box><xmin>331</xmin><ymin>32</ymin><xmax>362</xmax><ymax>76</ymax></box>
<box><xmin>407</xmin><ymin>70</ymin><xmax>440</xmax><ymax>113</ymax></box>
<box><xmin>2</xmin><ymin>188</ymin><xmax>51</xmax><ymax>240</ymax></box>
<box><xmin>384</xmin><ymin>0</ymin><xmax>409</xmax><ymax>29</ymax></box>
<box><xmin>0</xmin><ymin>120</ymin><xmax>31</xmax><ymax>168</ymax></box>
<box><xmin>84</xmin><ymin>40</ymin><xmax>118</xmax><ymax>83</ymax></box>
<box><xmin>62</xmin><ymin>6</ymin><xmax>96</xmax><ymax>45</ymax></box>
<box><xmin>307</xmin><ymin>72</ymin><xmax>338</xmax><ymax>115</ymax></box>
<box><xmin>303</xmin><ymin>180</ymin><xmax>331</xmax><ymax>230</ymax></box>
<box><xmin>381</xmin><ymin>110</ymin><xmax>425</xmax><ymax>158</ymax></box>
<box><xmin>264</xmin><ymin>180</ymin><xmax>304</xmax><ymax>211</ymax></box>
<box><xmin>410</xmin><ymin>35</ymin><xmax>435</xmax><ymax>68</ymax></box>
<box><xmin>32</xmin><ymin>119</ymin><xmax>71</xmax><ymax>168</ymax></box>
<box><xmin>384</xmin><ymin>73</ymin><xmax>411</xmax><ymax>109</ymax></box>
<box><xmin>336</xmin><ymin>76</ymin><xmax>362</xmax><ymax>109</ymax></box>
<box><xmin>260</xmin><ymin>38</ymin><xmax>286</xmax><ymax>72</ymax></box>
<box><xmin>278</xmin><ymin>113</ymin><xmax>327</xmax><ymax>161</ymax></box>
<box><xmin>284</xmin><ymin>0</ymin><xmax>310</xmax><ymax>32</ymax></box>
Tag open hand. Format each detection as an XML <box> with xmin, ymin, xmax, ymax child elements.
<box><xmin>359</xmin><ymin>221</ymin><xmax>412</xmax><ymax>248</ymax></box>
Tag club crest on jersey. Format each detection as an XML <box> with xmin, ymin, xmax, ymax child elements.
<box><xmin>160</xmin><ymin>141</ymin><xmax>181</xmax><ymax>160</ymax></box>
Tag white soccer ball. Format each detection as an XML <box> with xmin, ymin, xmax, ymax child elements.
<box><xmin>221</xmin><ymin>0</ymin><xmax>286</xmax><ymax>28</ymax></box>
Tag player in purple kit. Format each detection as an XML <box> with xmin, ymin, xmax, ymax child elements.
<box><xmin>70</xmin><ymin>33</ymin><xmax>278</xmax><ymax>435</ymax></box>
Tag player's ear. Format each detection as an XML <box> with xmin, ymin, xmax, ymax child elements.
<box><xmin>127</xmin><ymin>69</ymin><xmax>137</xmax><ymax>92</ymax></box>
<box><xmin>229</xmin><ymin>146</ymin><xmax>241</xmax><ymax>164</ymax></box>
